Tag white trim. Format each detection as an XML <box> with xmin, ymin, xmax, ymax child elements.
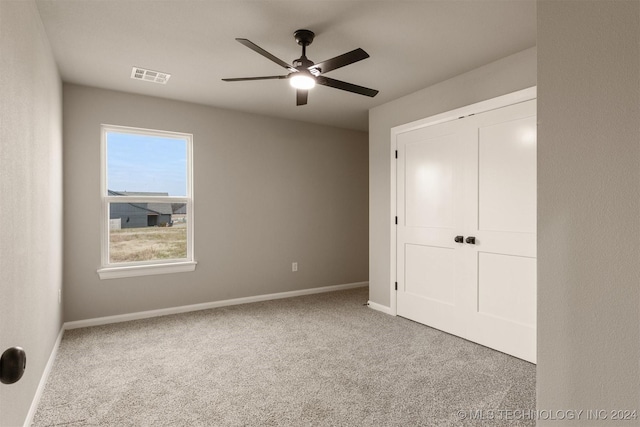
<box><xmin>23</xmin><ymin>327</ymin><xmax>65</xmax><ymax>427</ymax></box>
<box><xmin>97</xmin><ymin>260</ymin><xmax>197</xmax><ymax>280</ymax></box>
<box><xmin>391</xmin><ymin>87</ymin><xmax>537</xmax><ymax>135</ymax></box>
<box><xmin>389</xmin><ymin>87</ymin><xmax>537</xmax><ymax>317</ymax></box>
<box><xmin>367</xmin><ymin>300</ymin><xmax>394</xmax><ymax>315</ymax></box>
<box><xmin>104</xmin><ymin>196</ymin><xmax>189</xmax><ymax>204</ymax></box>
<box><xmin>390</xmin><ymin>127</ymin><xmax>398</xmax><ymax>316</ymax></box>
<box><xmin>65</xmin><ymin>281</ymin><xmax>369</xmax><ymax>329</ymax></box>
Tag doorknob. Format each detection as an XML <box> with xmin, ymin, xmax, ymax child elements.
<box><xmin>454</xmin><ymin>235</ymin><xmax>464</xmax><ymax>243</ymax></box>
<box><xmin>465</xmin><ymin>236</ymin><xmax>476</xmax><ymax>244</ymax></box>
<box><xmin>0</xmin><ymin>347</ymin><xmax>26</xmax><ymax>384</ymax></box>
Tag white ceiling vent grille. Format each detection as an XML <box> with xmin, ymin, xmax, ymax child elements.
<box><xmin>131</xmin><ymin>67</ymin><xmax>171</xmax><ymax>84</ymax></box>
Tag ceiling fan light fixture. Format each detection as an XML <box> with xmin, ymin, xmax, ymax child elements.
<box><xmin>289</xmin><ymin>73</ymin><xmax>316</xmax><ymax>90</ymax></box>
<box><xmin>223</xmin><ymin>30</ymin><xmax>378</xmax><ymax>106</ymax></box>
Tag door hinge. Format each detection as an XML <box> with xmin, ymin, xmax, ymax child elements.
<box><xmin>395</xmin><ymin>282</ymin><xmax>398</xmax><ymax>291</ymax></box>
<box><xmin>395</xmin><ymin>216</ymin><xmax>398</xmax><ymax>225</ymax></box>
<box><xmin>395</xmin><ymin>150</ymin><xmax>398</xmax><ymax>159</ymax></box>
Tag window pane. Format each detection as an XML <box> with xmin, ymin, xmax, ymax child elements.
<box><xmin>106</xmin><ymin>132</ymin><xmax>187</xmax><ymax>196</ymax></box>
<box><xmin>109</xmin><ymin>202</ymin><xmax>187</xmax><ymax>263</ymax></box>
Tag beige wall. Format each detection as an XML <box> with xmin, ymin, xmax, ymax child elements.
<box><xmin>537</xmin><ymin>0</ymin><xmax>640</xmax><ymax>421</ymax></box>
<box><xmin>0</xmin><ymin>1</ymin><xmax>63</xmax><ymax>425</ymax></box>
<box><xmin>368</xmin><ymin>47</ymin><xmax>537</xmax><ymax>307</ymax></box>
<box><xmin>63</xmin><ymin>84</ymin><xmax>368</xmax><ymax>322</ymax></box>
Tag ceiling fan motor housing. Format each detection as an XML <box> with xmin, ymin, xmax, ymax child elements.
<box><xmin>293</xmin><ymin>57</ymin><xmax>315</xmax><ymax>70</ymax></box>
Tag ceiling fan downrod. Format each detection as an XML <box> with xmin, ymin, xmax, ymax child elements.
<box><xmin>293</xmin><ymin>29</ymin><xmax>315</xmax><ymax>69</ymax></box>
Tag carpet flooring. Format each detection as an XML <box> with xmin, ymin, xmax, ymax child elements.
<box><xmin>33</xmin><ymin>287</ymin><xmax>535</xmax><ymax>426</ymax></box>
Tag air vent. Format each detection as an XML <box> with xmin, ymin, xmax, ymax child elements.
<box><xmin>131</xmin><ymin>67</ymin><xmax>171</xmax><ymax>84</ymax></box>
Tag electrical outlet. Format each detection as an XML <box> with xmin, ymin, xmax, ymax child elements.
<box><xmin>292</xmin><ymin>262</ymin><xmax>298</xmax><ymax>272</ymax></box>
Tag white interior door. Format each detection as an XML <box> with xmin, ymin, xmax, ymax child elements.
<box><xmin>396</xmin><ymin>119</ymin><xmax>471</xmax><ymax>338</ymax></box>
<box><xmin>396</xmin><ymin>99</ymin><xmax>537</xmax><ymax>363</ymax></box>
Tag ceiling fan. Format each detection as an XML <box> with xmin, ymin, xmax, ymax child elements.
<box><xmin>222</xmin><ymin>29</ymin><xmax>379</xmax><ymax>106</ymax></box>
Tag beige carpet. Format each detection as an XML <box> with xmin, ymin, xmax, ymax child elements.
<box><xmin>33</xmin><ymin>287</ymin><xmax>535</xmax><ymax>426</ymax></box>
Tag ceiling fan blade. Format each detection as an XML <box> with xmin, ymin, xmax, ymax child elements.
<box><xmin>236</xmin><ymin>38</ymin><xmax>295</xmax><ymax>71</ymax></box>
<box><xmin>296</xmin><ymin>89</ymin><xmax>308</xmax><ymax>106</ymax></box>
<box><xmin>309</xmin><ymin>48</ymin><xmax>369</xmax><ymax>74</ymax></box>
<box><xmin>222</xmin><ymin>76</ymin><xmax>287</xmax><ymax>82</ymax></box>
<box><xmin>316</xmin><ymin>76</ymin><xmax>378</xmax><ymax>97</ymax></box>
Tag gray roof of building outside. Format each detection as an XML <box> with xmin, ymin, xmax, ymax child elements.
<box><xmin>146</xmin><ymin>203</ymin><xmax>173</xmax><ymax>215</ymax></box>
<box><xmin>109</xmin><ymin>190</ymin><xmax>169</xmax><ymax>197</ymax></box>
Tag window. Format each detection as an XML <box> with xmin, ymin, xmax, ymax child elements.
<box><xmin>98</xmin><ymin>125</ymin><xmax>195</xmax><ymax>279</ymax></box>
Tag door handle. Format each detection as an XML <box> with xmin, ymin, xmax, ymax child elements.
<box><xmin>465</xmin><ymin>236</ymin><xmax>476</xmax><ymax>244</ymax></box>
<box><xmin>454</xmin><ymin>235</ymin><xmax>464</xmax><ymax>243</ymax></box>
<box><xmin>0</xmin><ymin>347</ymin><xmax>26</xmax><ymax>384</ymax></box>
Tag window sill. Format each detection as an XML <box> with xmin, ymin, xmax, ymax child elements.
<box><xmin>97</xmin><ymin>261</ymin><xmax>197</xmax><ymax>280</ymax></box>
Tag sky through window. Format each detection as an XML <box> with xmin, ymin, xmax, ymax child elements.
<box><xmin>107</xmin><ymin>132</ymin><xmax>187</xmax><ymax>196</ymax></box>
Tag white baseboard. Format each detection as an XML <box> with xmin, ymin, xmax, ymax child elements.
<box><xmin>24</xmin><ymin>326</ymin><xmax>64</xmax><ymax>427</ymax></box>
<box><xmin>65</xmin><ymin>281</ymin><xmax>369</xmax><ymax>330</ymax></box>
<box><xmin>367</xmin><ymin>300</ymin><xmax>394</xmax><ymax>315</ymax></box>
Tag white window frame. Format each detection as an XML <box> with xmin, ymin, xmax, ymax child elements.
<box><xmin>97</xmin><ymin>124</ymin><xmax>196</xmax><ymax>280</ymax></box>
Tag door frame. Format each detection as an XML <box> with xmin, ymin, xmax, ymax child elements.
<box><xmin>389</xmin><ymin>86</ymin><xmax>537</xmax><ymax>316</ymax></box>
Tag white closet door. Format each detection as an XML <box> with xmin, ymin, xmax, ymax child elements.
<box><xmin>462</xmin><ymin>100</ymin><xmax>537</xmax><ymax>362</ymax></box>
<box><xmin>396</xmin><ymin>99</ymin><xmax>537</xmax><ymax>363</ymax></box>
<box><xmin>396</xmin><ymin>119</ymin><xmax>472</xmax><ymax>337</ymax></box>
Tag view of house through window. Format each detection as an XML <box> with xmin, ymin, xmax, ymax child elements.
<box><xmin>102</xmin><ymin>126</ymin><xmax>193</xmax><ymax>267</ymax></box>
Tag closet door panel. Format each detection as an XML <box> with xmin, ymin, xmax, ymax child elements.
<box><xmin>396</xmin><ymin>98</ymin><xmax>537</xmax><ymax>363</ymax></box>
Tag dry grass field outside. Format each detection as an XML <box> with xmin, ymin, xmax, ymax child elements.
<box><xmin>109</xmin><ymin>223</ymin><xmax>187</xmax><ymax>263</ymax></box>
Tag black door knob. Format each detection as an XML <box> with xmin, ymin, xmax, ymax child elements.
<box><xmin>454</xmin><ymin>235</ymin><xmax>464</xmax><ymax>243</ymax></box>
<box><xmin>465</xmin><ymin>236</ymin><xmax>476</xmax><ymax>244</ymax></box>
<box><xmin>0</xmin><ymin>347</ymin><xmax>26</xmax><ymax>384</ymax></box>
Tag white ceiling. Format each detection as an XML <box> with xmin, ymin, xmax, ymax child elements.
<box><xmin>35</xmin><ymin>0</ymin><xmax>536</xmax><ymax>131</ymax></box>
